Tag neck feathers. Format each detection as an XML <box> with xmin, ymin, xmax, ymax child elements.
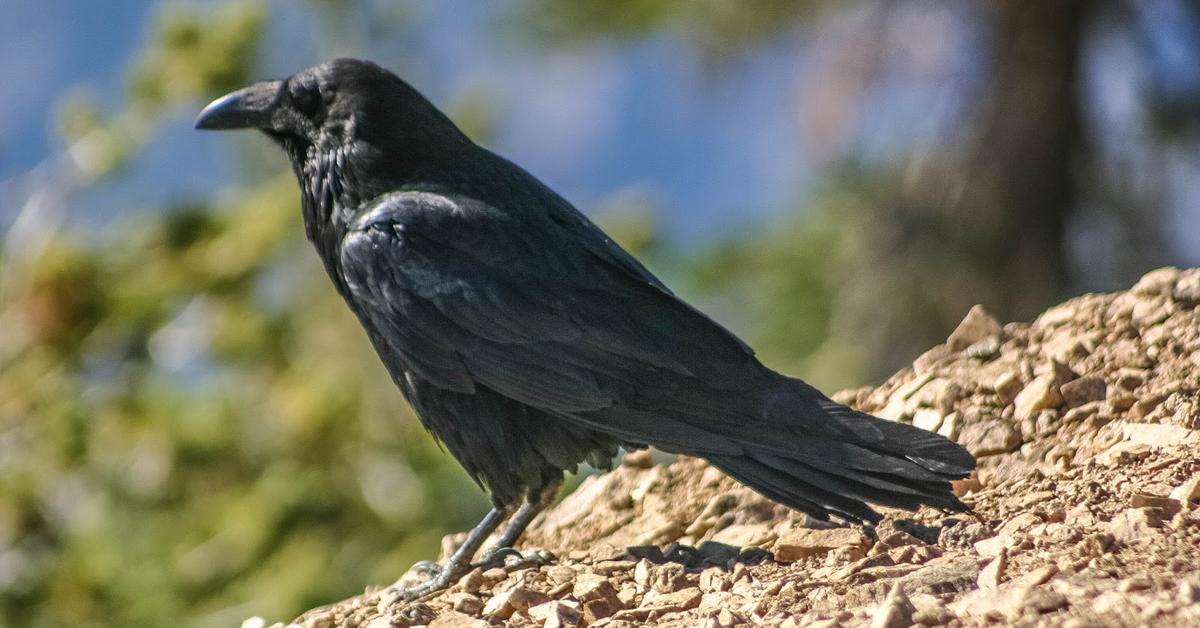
<box><xmin>287</xmin><ymin>137</ymin><xmax>362</xmax><ymax>279</ymax></box>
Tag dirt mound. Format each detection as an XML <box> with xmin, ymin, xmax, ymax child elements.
<box><xmin>273</xmin><ymin>267</ymin><xmax>1200</xmax><ymax>628</ymax></box>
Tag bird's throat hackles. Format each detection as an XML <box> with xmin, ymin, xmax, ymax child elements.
<box><xmin>284</xmin><ymin>135</ymin><xmax>364</xmax><ymax>263</ymax></box>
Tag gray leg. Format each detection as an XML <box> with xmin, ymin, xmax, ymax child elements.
<box><xmin>474</xmin><ymin>482</ymin><xmax>560</xmax><ymax>568</ymax></box>
<box><xmin>389</xmin><ymin>506</ymin><xmax>508</xmax><ymax>602</ymax></box>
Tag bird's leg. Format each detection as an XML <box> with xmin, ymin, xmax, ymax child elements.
<box><xmin>474</xmin><ymin>481</ymin><xmax>560</xmax><ymax>569</ymax></box>
<box><xmin>388</xmin><ymin>506</ymin><xmax>509</xmax><ymax>602</ymax></box>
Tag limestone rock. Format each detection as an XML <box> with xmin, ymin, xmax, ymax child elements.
<box><xmin>1060</xmin><ymin>376</ymin><xmax>1106</xmax><ymax>408</ymax></box>
<box><xmin>947</xmin><ymin>305</ymin><xmax>1003</xmax><ymax>351</ymax></box>
<box><xmin>773</xmin><ymin>528</ymin><xmax>870</xmax><ymax>562</ymax></box>
<box><xmin>870</xmin><ymin>584</ymin><xmax>915</xmax><ymax>628</ymax></box>
<box><xmin>1014</xmin><ymin>374</ymin><xmax>1062</xmax><ymax>420</ymax></box>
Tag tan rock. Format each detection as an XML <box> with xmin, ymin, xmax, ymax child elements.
<box><xmin>394</xmin><ymin>603</ymin><xmax>436</xmax><ymax>626</ymax></box>
<box><xmin>978</xmin><ymin>548</ymin><xmax>1007</xmax><ymax>589</ymax></box>
<box><xmin>959</xmin><ymin>421</ymin><xmax>1022</xmax><ymax>457</ymax></box>
<box><xmin>639</xmin><ymin>587</ymin><xmax>702</xmax><ymax>613</ymax></box>
<box><xmin>997</xmin><ymin>512</ymin><xmax>1041</xmax><ymax>536</ymax></box>
<box><xmin>1095</xmin><ymin>441</ymin><xmax>1151</xmax><ymax>467</ymax></box>
<box><xmin>574</xmin><ymin>578</ymin><xmax>619</xmax><ymax>603</ymax></box>
<box><xmin>1115</xmin><ymin>368</ymin><xmax>1147</xmax><ymax>391</ymax></box>
<box><xmin>457</xmin><ymin>568</ymin><xmax>485</xmax><ymax>593</ymax></box>
<box><xmin>1108</xmin><ymin>508</ymin><xmax>1162</xmax><ymax>542</ymax></box>
<box><xmin>1132</xmin><ymin>297</ymin><xmax>1173</xmax><ymax>328</ymax></box>
<box><xmin>894</xmin><ymin>556</ymin><xmax>980</xmax><ymax>596</ymax></box>
<box><xmin>699</xmin><ymin>567</ymin><xmax>730</xmax><ymax>593</ymax></box>
<box><xmin>300</xmin><ymin>614</ymin><xmax>333</xmax><ymax>628</ymax></box>
<box><xmin>543</xmin><ymin>565</ymin><xmax>576</xmax><ymax>584</ymax></box>
<box><xmin>993</xmin><ymin>371</ymin><xmax>1024</xmax><ymax>405</ymax></box>
<box><xmin>632</xmin><ymin>559</ymin><xmax>652</xmax><ymax>588</ymax></box>
<box><xmin>1132</xmin><ymin>267</ymin><xmax>1181</xmax><ymax>296</ymax></box>
<box><xmin>951</xmin><ymin>584</ymin><xmax>1066</xmax><ymax>620</ymax></box>
<box><xmin>481</xmin><ymin>567</ymin><xmax>507</xmax><ymax>585</ymax></box>
<box><xmin>1174</xmin><ymin>271</ymin><xmax>1200</xmax><ymax>304</ymax></box>
<box><xmin>362</xmin><ymin>617</ymin><xmax>391</xmax><ymax>628</ymax></box>
<box><xmin>528</xmin><ymin>601</ymin><xmax>582</xmax><ymax>628</ymax></box>
<box><xmin>1016</xmin><ymin>564</ymin><xmax>1058</xmax><ymax>588</ymax></box>
<box><xmin>449</xmin><ymin>592</ymin><xmax>483</xmax><ymax>615</ymax></box>
<box><xmin>427</xmin><ymin>611</ymin><xmax>484</xmax><ymax>628</ymax></box>
<box><xmin>1178</xmin><ymin>581</ymin><xmax>1200</xmax><ymax>605</ymax></box>
<box><xmin>870</xmin><ymin>584</ymin><xmax>916</xmax><ymax>628</ymax></box>
<box><xmin>581</xmin><ymin>599</ymin><xmax>619</xmax><ymax>624</ymax></box>
<box><xmin>973</xmin><ymin>535</ymin><xmax>1008</xmax><ymax>558</ymax></box>
<box><xmin>622</xmin><ymin>449</ymin><xmax>654</xmax><ymax>468</ymax></box>
<box><xmin>482</xmin><ymin>587</ymin><xmax>550</xmax><ymax>620</ymax></box>
<box><xmin>773</xmin><ymin>527</ymin><xmax>870</xmax><ymax>562</ymax></box>
<box><xmin>1170</xmin><ymin>473</ymin><xmax>1200</xmax><ymax>506</ymax></box>
<box><xmin>1120</xmin><ymin>421</ymin><xmax>1200</xmax><ymax>447</ymax></box>
<box><xmin>648</xmin><ymin>562</ymin><xmax>688</xmax><ymax>593</ymax></box>
<box><xmin>1037</xmin><ymin>302</ymin><xmax>1076</xmax><ymax>326</ymax></box>
<box><xmin>534</xmin><ymin>473</ymin><xmax>613</xmax><ymax>531</ymax></box>
<box><xmin>912</xmin><ymin>408</ymin><xmax>943</xmax><ymax>432</ymax></box>
<box><xmin>711</xmin><ymin>523</ymin><xmax>776</xmax><ymax>548</ymax></box>
<box><xmin>1060</xmin><ymin>376</ymin><xmax>1106</xmax><ymax>407</ymax></box>
<box><xmin>966</xmin><ymin>336</ymin><xmax>1001</xmax><ymax>360</ymax></box>
<box><xmin>1130</xmin><ymin>493</ymin><xmax>1182</xmax><ymax>516</ymax></box>
<box><xmin>947</xmin><ymin>305</ymin><xmax>1003</xmax><ymax>351</ymax></box>
<box><xmin>1014</xmin><ymin>374</ymin><xmax>1062</xmax><ymax>420</ymax></box>
<box><xmin>574</xmin><ymin>579</ymin><xmax>623</xmax><ymax>623</ymax></box>
<box><xmin>913</xmin><ymin>344</ymin><xmax>952</xmax><ymax>375</ymax></box>
<box><xmin>937</xmin><ymin>411</ymin><xmax>961</xmax><ymax>441</ymax></box>
<box><xmin>951</xmin><ymin>475</ymin><xmax>981</xmax><ymax>497</ymax></box>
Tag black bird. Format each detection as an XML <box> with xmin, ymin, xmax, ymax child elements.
<box><xmin>196</xmin><ymin>59</ymin><xmax>974</xmax><ymax>599</ymax></box>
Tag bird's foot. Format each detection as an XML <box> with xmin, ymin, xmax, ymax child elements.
<box><xmin>472</xmin><ymin>547</ymin><xmax>554</xmax><ymax>571</ymax></box>
<box><xmin>382</xmin><ymin>560</ymin><xmax>465</xmax><ymax>604</ymax></box>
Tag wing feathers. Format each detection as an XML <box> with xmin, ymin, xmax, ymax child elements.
<box><xmin>338</xmin><ymin>192</ymin><xmax>973</xmax><ymax>524</ymax></box>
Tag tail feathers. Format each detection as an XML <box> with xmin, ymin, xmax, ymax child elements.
<box><xmin>710</xmin><ymin>385</ymin><xmax>976</xmax><ymax>525</ymax></box>
<box><xmin>711</xmin><ymin>449</ymin><xmax>968</xmax><ymax>526</ymax></box>
<box><xmin>815</xmin><ymin>399</ymin><xmax>976</xmax><ymax>478</ymax></box>
<box><xmin>710</xmin><ymin>455</ymin><xmax>884</xmax><ymax>524</ymax></box>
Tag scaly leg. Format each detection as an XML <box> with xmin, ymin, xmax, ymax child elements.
<box><xmin>474</xmin><ymin>481</ymin><xmax>560</xmax><ymax>569</ymax></box>
<box><xmin>388</xmin><ymin>506</ymin><xmax>508</xmax><ymax>602</ymax></box>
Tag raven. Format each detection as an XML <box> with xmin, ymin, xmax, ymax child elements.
<box><xmin>196</xmin><ymin>58</ymin><xmax>975</xmax><ymax>599</ymax></box>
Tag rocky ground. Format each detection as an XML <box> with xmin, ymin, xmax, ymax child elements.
<box><xmin>261</xmin><ymin>267</ymin><xmax>1200</xmax><ymax>627</ymax></box>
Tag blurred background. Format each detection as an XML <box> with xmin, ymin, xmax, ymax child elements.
<box><xmin>1</xmin><ymin>0</ymin><xmax>1197</xmax><ymax>625</ymax></box>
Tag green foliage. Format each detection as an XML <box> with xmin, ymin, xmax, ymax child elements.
<box><xmin>54</xmin><ymin>3</ymin><xmax>267</xmax><ymax>184</ymax></box>
<box><xmin>2</xmin><ymin>5</ymin><xmax>484</xmax><ymax>627</ymax></box>
<box><xmin>129</xmin><ymin>2</ymin><xmax>268</xmax><ymax>109</ymax></box>
<box><xmin>1</xmin><ymin>170</ymin><xmax>487</xmax><ymax>626</ymax></box>
<box><xmin>684</xmin><ymin>189</ymin><xmax>866</xmax><ymax>391</ymax></box>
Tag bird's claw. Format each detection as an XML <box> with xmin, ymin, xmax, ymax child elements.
<box><xmin>382</xmin><ymin>560</ymin><xmax>462</xmax><ymax>604</ymax></box>
<box><xmin>383</xmin><ymin>575</ymin><xmax>450</xmax><ymax>604</ymax></box>
<box><xmin>409</xmin><ymin>560</ymin><xmax>442</xmax><ymax>579</ymax></box>
<box><xmin>472</xmin><ymin>547</ymin><xmax>553</xmax><ymax>571</ymax></box>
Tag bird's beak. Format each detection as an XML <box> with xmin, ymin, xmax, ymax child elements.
<box><xmin>195</xmin><ymin>80</ymin><xmax>285</xmax><ymax>130</ymax></box>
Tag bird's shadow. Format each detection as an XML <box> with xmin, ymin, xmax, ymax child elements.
<box><xmin>605</xmin><ymin>516</ymin><xmax>955</xmax><ymax>572</ymax></box>
<box><xmin>616</xmin><ymin>541</ymin><xmax>773</xmax><ymax>571</ymax></box>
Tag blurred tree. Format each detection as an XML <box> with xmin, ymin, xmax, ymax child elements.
<box><xmin>825</xmin><ymin>0</ymin><xmax>1096</xmax><ymax>376</ymax></box>
<box><xmin>522</xmin><ymin>0</ymin><xmax>1199</xmax><ymax>380</ymax></box>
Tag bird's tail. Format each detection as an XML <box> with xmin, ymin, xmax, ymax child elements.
<box><xmin>706</xmin><ymin>378</ymin><xmax>975</xmax><ymax>525</ymax></box>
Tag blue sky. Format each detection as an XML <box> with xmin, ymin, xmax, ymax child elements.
<box><xmin>2</xmin><ymin>1</ymin><xmax>1197</xmax><ymax>263</ymax></box>
<box><xmin>0</xmin><ymin>0</ymin><xmax>807</xmax><ymax>244</ymax></box>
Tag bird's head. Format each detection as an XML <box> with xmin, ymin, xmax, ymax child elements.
<box><xmin>196</xmin><ymin>58</ymin><xmax>469</xmax><ymax>234</ymax></box>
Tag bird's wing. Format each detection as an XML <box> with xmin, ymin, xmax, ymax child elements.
<box><xmin>339</xmin><ymin>192</ymin><xmax>973</xmax><ymax>523</ymax></box>
<box><xmin>338</xmin><ymin>191</ymin><xmax>762</xmax><ymax>415</ymax></box>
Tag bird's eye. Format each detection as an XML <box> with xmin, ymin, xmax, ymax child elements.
<box><xmin>289</xmin><ymin>80</ymin><xmax>321</xmax><ymax>118</ymax></box>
